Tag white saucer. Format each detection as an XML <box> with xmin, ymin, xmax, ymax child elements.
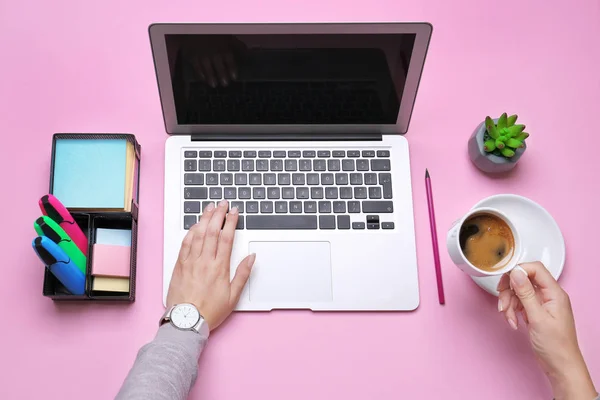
<box><xmin>469</xmin><ymin>194</ymin><xmax>566</xmax><ymax>296</ymax></box>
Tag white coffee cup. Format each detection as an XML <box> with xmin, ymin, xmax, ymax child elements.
<box><xmin>447</xmin><ymin>207</ymin><xmax>522</xmax><ymax>277</ymax></box>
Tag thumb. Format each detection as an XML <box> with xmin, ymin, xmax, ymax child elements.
<box><xmin>510</xmin><ymin>266</ymin><xmax>544</xmax><ymax>322</ymax></box>
<box><xmin>230</xmin><ymin>253</ymin><xmax>256</xmax><ymax>306</ymax></box>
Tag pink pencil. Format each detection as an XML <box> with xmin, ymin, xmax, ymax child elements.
<box><xmin>425</xmin><ymin>169</ymin><xmax>445</xmax><ymax>305</ymax></box>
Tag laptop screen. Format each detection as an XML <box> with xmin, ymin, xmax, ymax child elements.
<box><xmin>165</xmin><ymin>34</ymin><xmax>415</xmax><ymax>125</ymax></box>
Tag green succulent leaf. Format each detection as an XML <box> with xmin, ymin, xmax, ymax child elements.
<box><xmin>506</xmin><ymin>138</ymin><xmax>523</xmax><ymax>149</ymax></box>
<box><xmin>497</xmin><ymin>113</ymin><xmax>508</xmax><ymax>130</ymax></box>
<box><xmin>516</xmin><ymin>131</ymin><xmax>529</xmax><ymax>141</ymax></box>
<box><xmin>500</xmin><ymin>147</ymin><xmax>515</xmax><ymax>158</ymax></box>
<box><xmin>485</xmin><ymin>116</ymin><xmax>499</xmax><ymax>139</ymax></box>
<box><xmin>507</xmin><ymin>114</ymin><xmax>518</xmax><ymax>127</ymax></box>
<box><xmin>495</xmin><ymin>139</ymin><xmax>506</xmax><ymax>149</ymax></box>
<box><xmin>483</xmin><ymin>140</ymin><xmax>496</xmax><ymax>152</ymax></box>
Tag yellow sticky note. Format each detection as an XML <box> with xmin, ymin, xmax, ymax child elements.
<box><xmin>93</xmin><ymin>276</ymin><xmax>130</xmax><ymax>293</ymax></box>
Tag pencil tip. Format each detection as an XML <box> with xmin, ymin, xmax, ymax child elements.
<box><xmin>425</xmin><ymin>169</ymin><xmax>430</xmax><ymax>178</ymax></box>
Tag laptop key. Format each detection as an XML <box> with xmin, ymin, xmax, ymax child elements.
<box><xmin>235</xmin><ymin>173</ymin><xmax>247</xmax><ymax>185</ymax></box>
<box><xmin>243</xmin><ymin>151</ymin><xmax>257</xmax><ymax>158</ymax></box>
<box><xmin>198</xmin><ymin>151</ymin><xmax>212</xmax><ymax>158</ymax></box>
<box><xmin>304</xmin><ymin>201</ymin><xmax>317</xmax><ymax>213</ymax></box>
<box><xmin>365</xmin><ymin>173</ymin><xmax>378</xmax><ymax>185</ymax></box>
<box><xmin>184</xmin><ymin>215</ymin><xmax>197</xmax><ymax>230</ymax></box>
<box><xmin>213</xmin><ymin>160</ymin><xmax>226</xmax><ymax>171</ymax></box>
<box><xmin>288</xmin><ymin>151</ymin><xmax>301</xmax><ymax>158</ymax></box>
<box><xmin>377</xmin><ymin>150</ymin><xmax>390</xmax><ymax>157</ymax></box>
<box><xmin>220</xmin><ymin>173</ymin><xmax>233</xmax><ymax>185</ymax></box>
<box><xmin>327</xmin><ymin>159</ymin><xmax>341</xmax><ymax>171</ymax></box>
<box><xmin>382</xmin><ymin>222</ymin><xmax>395</xmax><ymax>229</ymax></box>
<box><xmin>273</xmin><ymin>151</ymin><xmax>286</xmax><ymax>158</ymax></box>
<box><xmin>264</xmin><ymin>173</ymin><xmax>276</xmax><ymax>185</ymax></box>
<box><xmin>367</xmin><ymin>223</ymin><xmax>379</xmax><ymax>230</ymax></box>
<box><xmin>379</xmin><ymin>173</ymin><xmax>393</xmax><ymax>199</ymax></box>
<box><xmin>210</xmin><ymin>188</ymin><xmax>222</xmax><ymax>199</ymax></box>
<box><xmin>349</xmin><ymin>173</ymin><xmax>363</xmax><ymax>185</ymax></box>
<box><xmin>260</xmin><ymin>201</ymin><xmax>274</xmax><ymax>213</ymax></box>
<box><xmin>184</xmin><ymin>187</ymin><xmax>208</xmax><ymax>199</ymax></box>
<box><xmin>275</xmin><ymin>201</ymin><xmax>288</xmax><ymax>213</ymax></box>
<box><xmin>268</xmin><ymin>188</ymin><xmax>280</xmax><ymax>199</ymax></box>
<box><xmin>184</xmin><ymin>151</ymin><xmax>197</xmax><ymax>158</ymax></box>
<box><xmin>239</xmin><ymin>188</ymin><xmax>251</xmax><ymax>199</ymax></box>
<box><xmin>319</xmin><ymin>215</ymin><xmax>335</xmax><ymax>229</ymax></box>
<box><xmin>321</xmin><ymin>173</ymin><xmax>334</xmax><ymax>185</ymax></box>
<box><xmin>311</xmin><ymin>187</ymin><xmax>324</xmax><ymax>199</ymax></box>
<box><xmin>302</xmin><ymin>150</ymin><xmax>316</xmax><ymax>158</ymax></box>
<box><xmin>352</xmin><ymin>222</ymin><xmax>365</xmax><ymax>230</ymax></box>
<box><xmin>227</xmin><ymin>160</ymin><xmax>240</xmax><ymax>171</ymax></box>
<box><xmin>253</xmin><ymin>187</ymin><xmax>266</xmax><ymax>199</ymax></box>
<box><xmin>224</xmin><ymin>187</ymin><xmax>237</xmax><ymax>200</ymax></box>
<box><xmin>285</xmin><ymin>160</ymin><xmax>297</xmax><ymax>171</ymax></box>
<box><xmin>214</xmin><ymin>151</ymin><xmax>227</xmax><ymax>158</ymax></box>
<box><xmin>184</xmin><ymin>160</ymin><xmax>197</xmax><ymax>171</ymax></box>
<box><xmin>246</xmin><ymin>201</ymin><xmax>259</xmax><ymax>213</ymax></box>
<box><xmin>369</xmin><ymin>187</ymin><xmax>382</xmax><ymax>199</ymax></box>
<box><xmin>313</xmin><ymin>159</ymin><xmax>327</xmax><ymax>171</ymax></box>
<box><xmin>299</xmin><ymin>160</ymin><xmax>312</xmax><ymax>171</ymax></box>
<box><xmin>231</xmin><ymin>201</ymin><xmax>244</xmax><ymax>213</ymax></box>
<box><xmin>256</xmin><ymin>160</ymin><xmax>269</xmax><ymax>171</ymax></box>
<box><xmin>236</xmin><ymin>216</ymin><xmax>244</xmax><ymax>230</ymax></box>
<box><xmin>319</xmin><ymin>201</ymin><xmax>332</xmax><ymax>213</ymax></box>
<box><xmin>332</xmin><ymin>150</ymin><xmax>345</xmax><ymax>158</ymax></box>
<box><xmin>362</xmin><ymin>150</ymin><xmax>375</xmax><ymax>157</ymax></box>
<box><xmin>325</xmin><ymin>187</ymin><xmax>338</xmax><ymax>199</ymax></box>
<box><xmin>366</xmin><ymin>215</ymin><xmax>379</xmax><ymax>223</ymax></box>
<box><xmin>258</xmin><ymin>150</ymin><xmax>271</xmax><ymax>158</ymax></box>
<box><xmin>292</xmin><ymin>173</ymin><xmax>305</xmax><ymax>185</ymax></box>
<box><xmin>371</xmin><ymin>159</ymin><xmax>391</xmax><ymax>171</ymax></box>
<box><xmin>206</xmin><ymin>173</ymin><xmax>218</xmax><ymax>185</ymax></box>
<box><xmin>184</xmin><ymin>201</ymin><xmax>201</xmax><ymax>214</ymax></box>
<box><xmin>348</xmin><ymin>201</ymin><xmax>361</xmax><ymax>213</ymax></box>
<box><xmin>184</xmin><ymin>173</ymin><xmax>204</xmax><ymax>185</ymax></box>
<box><xmin>335</xmin><ymin>173</ymin><xmax>349</xmax><ymax>185</ymax></box>
<box><xmin>282</xmin><ymin>187</ymin><xmax>295</xmax><ymax>199</ymax></box>
<box><xmin>249</xmin><ymin>173</ymin><xmax>261</xmax><ymax>185</ymax></box>
<box><xmin>362</xmin><ymin>201</ymin><xmax>394</xmax><ymax>213</ymax></box>
<box><xmin>246</xmin><ymin>215</ymin><xmax>318</xmax><ymax>229</ymax></box>
<box><xmin>228</xmin><ymin>151</ymin><xmax>242</xmax><ymax>158</ymax></box>
<box><xmin>242</xmin><ymin>160</ymin><xmax>254</xmax><ymax>171</ymax></box>
<box><xmin>337</xmin><ymin>215</ymin><xmax>351</xmax><ymax>229</ymax></box>
<box><xmin>278</xmin><ymin>173</ymin><xmax>291</xmax><ymax>185</ymax></box>
<box><xmin>340</xmin><ymin>187</ymin><xmax>353</xmax><ymax>199</ymax></box>
<box><xmin>270</xmin><ymin>159</ymin><xmax>283</xmax><ymax>171</ymax></box>
<box><xmin>198</xmin><ymin>160</ymin><xmax>211</xmax><ymax>171</ymax></box>
<box><xmin>347</xmin><ymin>150</ymin><xmax>360</xmax><ymax>157</ymax></box>
<box><xmin>333</xmin><ymin>201</ymin><xmax>346</xmax><ymax>213</ymax></box>
<box><xmin>356</xmin><ymin>160</ymin><xmax>369</xmax><ymax>171</ymax></box>
<box><xmin>317</xmin><ymin>150</ymin><xmax>331</xmax><ymax>158</ymax></box>
<box><xmin>342</xmin><ymin>159</ymin><xmax>355</xmax><ymax>171</ymax></box>
<box><xmin>202</xmin><ymin>201</ymin><xmax>215</xmax><ymax>211</ymax></box>
<box><xmin>354</xmin><ymin>187</ymin><xmax>367</xmax><ymax>199</ymax></box>
<box><xmin>290</xmin><ymin>201</ymin><xmax>302</xmax><ymax>213</ymax></box>
<box><xmin>296</xmin><ymin>187</ymin><xmax>309</xmax><ymax>199</ymax></box>
<box><xmin>307</xmin><ymin>173</ymin><xmax>320</xmax><ymax>185</ymax></box>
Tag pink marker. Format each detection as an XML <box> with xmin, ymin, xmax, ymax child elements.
<box><xmin>39</xmin><ymin>194</ymin><xmax>88</xmax><ymax>255</ymax></box>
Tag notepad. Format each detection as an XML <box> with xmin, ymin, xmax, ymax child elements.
<box><xmin>53</xmin><ymin>139</ymin><xmax>136</xmax><ymax>211</ymax></box>
<box><xmin>92</xmin><ymin>276</ymin><xmax>130</xmax><ymax>292</ymax></box>
<box><xmin>92</xmin><ymin>244</ymin><xmax>130</xmax><ymax>277</ymax></box>
<box><xmin>95</xmin><ymin>228</ymin><xmax>132</xmax><ymax>247</ymax></box>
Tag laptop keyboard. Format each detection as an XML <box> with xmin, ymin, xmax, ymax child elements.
<box><xmin>182</xmin><ymin>149</ymin><xmax>394</xmax><ymax>230</ymax></box>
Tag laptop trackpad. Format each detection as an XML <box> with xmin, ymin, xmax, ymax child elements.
<box><xmin>248</xmin><ymin>241</ymin><xmax>333</xmax><ymax>303</ymax></box>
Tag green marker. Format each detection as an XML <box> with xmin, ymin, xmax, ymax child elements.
<box><xmin>34</xmin><ymin>216</ymin><xmax>87</xmax><ymax>275</ymax></box>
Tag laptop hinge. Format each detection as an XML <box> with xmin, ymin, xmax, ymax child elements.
<box><xmin>191</xmin><ymin>133</ymin><xmax>382</xmax><ymax>141</ymax></box>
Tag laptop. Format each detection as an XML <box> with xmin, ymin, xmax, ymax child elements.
<box><xmin>149</xmin><ymin>23</ymin><xmax>432</xmax><ymax>311</ymax></box>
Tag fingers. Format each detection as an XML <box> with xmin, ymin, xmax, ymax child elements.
<box><xmin>224</xmin><ymin>53</ymin><xmax>237</xmax><ymax>80</ymax></box>
<box><xmin>201</xmin><ymin>57</ymin><xmax>217</xmax><ymax>87</ymax></box>
<box><xmin>497</xmin><ymin>272</ymin><xmax>510</xmax><ymax>292</ymax></box>
<box><xmin>498</xmin><ymin>288</ymin><xmax>512</xmax><ymax>313</ymax></box>
<box><xmin>519</xmin><ymin>262</ymin><xmax>561</xmax><ymax>297</ymax></box>
<box><xmin>177</xmin><ymin>229</ymin><xmax>195</xmax><ymax>265</ymax></box>
<box><xmin>505</xmin><ymin>296</ymin><xmax>519</xmax><ymax>330</ymax></box>
<box><xmin>216</xmin><ymin>206</ymin><xmax>239</xmax><ymax>263</ymax></box>
<box><xmin>510</xmin><ymin>266</ymin><xmax>544</xmax><ymax>322</ymax></box>
<box><xmin>230</xmin><ymin>253</ymin><xmax>256</xmax><ymax>306</ymax></box>
<box><xmin>212</xmin><ymin>54</ymin><xmax>229</xmax><ymax>86</ymax></box>
<box><xmin>201</xmin><ymin>200</ymin><xmax>229</xmax><ymax>259</ymax></box>
<box><xmin>189</xmin><ymin>203</ymin><xmax>215</xmax><ymax>261</ymax></box>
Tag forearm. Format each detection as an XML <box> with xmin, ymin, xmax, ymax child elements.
<box><xmin>550</xmin><ymin>353</ymin><xmax>597</xmax><ymax>400</ymax></box>
<box><xmin>116</xmin><ymin>324</ymin><xmax>207</xmax><ymax>400</ymax></box>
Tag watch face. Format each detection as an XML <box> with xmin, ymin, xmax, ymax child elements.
<box><xmin>171</xmin><ymin>304</ymin><xmax>200</xmax><ymax>329</ymax></box>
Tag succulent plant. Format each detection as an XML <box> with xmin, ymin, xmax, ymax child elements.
<box><xmin>483</xmin><ymin>113</ymin><xmax>529</xmax><ymax>158</ymax></box>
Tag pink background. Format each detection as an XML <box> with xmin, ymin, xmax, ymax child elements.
<box><xmin>0</xmin><ymin>1</ymin><xmax>598</xmax><ymax>399</ymax></box>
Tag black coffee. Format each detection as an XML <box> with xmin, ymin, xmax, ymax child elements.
<box><xmin>459</xmin><ymin>213</ymin><xmax>515</xmax><ymax>272</ymax></box>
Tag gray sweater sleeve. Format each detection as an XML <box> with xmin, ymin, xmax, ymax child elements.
<box><xmin>115</xmin><ymin>324</ymin><xmax>207</xmax><ymax>400</ymax></box>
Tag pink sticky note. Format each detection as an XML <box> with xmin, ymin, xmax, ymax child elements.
<box><xmin>92</xmin><ymin>244</ymin><xmax>131</xmax><ymax>277</ymax></box>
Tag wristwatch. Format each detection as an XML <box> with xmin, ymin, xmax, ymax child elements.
<box><xmin>160</xmin><ymin>303</ymin><xmax>210</xmax><ymax>338</ymax></box>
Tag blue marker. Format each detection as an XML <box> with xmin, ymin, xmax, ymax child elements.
<box><xmin>32</xmin><ymin>236</ymin><xmax>86</xmax><ymax>295</ymax></box>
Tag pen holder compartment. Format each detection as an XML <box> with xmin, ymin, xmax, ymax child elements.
<box><xmin>42</xmin><ymin>213</ymin><xmax>91</xmax><ymax>300</ymax></box>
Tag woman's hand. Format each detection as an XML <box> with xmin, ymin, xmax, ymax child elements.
<box><xmin>498</xmin><ymin>262</ymin><xmax>597</xmax><ymax>399</ymax></box>
<box><xmin>166</xmin><ymin>200</ymin><xmax>255</xmax><ymax>331</ymax></box>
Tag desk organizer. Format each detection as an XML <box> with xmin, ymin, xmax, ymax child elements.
<box><xmin>43</xmin><ymin>133</ymin><xmax>141</xmax><ymax>301</ymax></box>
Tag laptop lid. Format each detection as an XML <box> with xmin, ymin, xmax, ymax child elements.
<box><xmin>149</xmin><ymin>23</ymin><xmax>432</xmax><ymax>136</ymax></box>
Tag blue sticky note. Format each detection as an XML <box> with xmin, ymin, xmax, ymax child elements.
<box><xmin>95</xmin><ymin>228</ymin><xmax>132</xmax><ymax>246</ymax></box>
<box><xmin>53</xmin><ymin>139</ymin><xmax>127</xmax><ymax>209</ymax></box>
